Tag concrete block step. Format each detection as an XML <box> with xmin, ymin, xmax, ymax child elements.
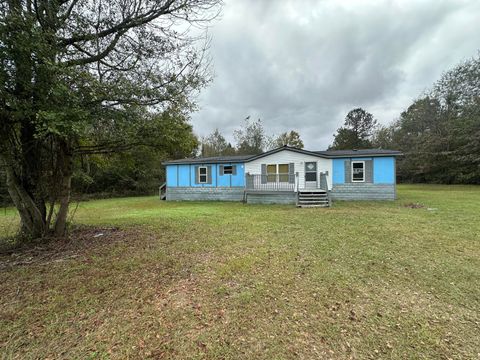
<box><xmin>298</xmin><ymin>196</ymin><xmax>328</xmax><ymax>200</ymax></box>
<box><xmin>298</xmin><ymin>197</ymin><xmax>328</xmax><ymax>201</ymax></box>
<box><xmin>297</xmin><ymin>204</ymin><xmax>330</xmax><ymax>208</ymax></box>
<box><xmin>298</xmin><ymin>201</ymin><xmax>329</xmax><ymax>204</ymax></box>
<box><xmin>298</xmin><ymin>191</ymin><xmax>327</xmax><ymax>194</ymax></box>
<box><xmin>298</xmin><ymin>203</ymin><xmax>329</xmax><ymax>206</ymax></box>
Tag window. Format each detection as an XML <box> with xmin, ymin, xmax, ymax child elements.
<box><xmin>199</xmin><ymin>166</ymin><xmax>208</xmax><ymax>183</ymax></box>
<box><xmin>352</xmin><ymin>161</ymin><xmax>365</xmax><ymax>182</ymax></box>
<box><xmin>266</xmin><ymin>164</ymin><xmax>289</xmax><ymax>182</ymax></box>
<box><xmin>222</xmin><ymin>165</ymin><xmax>234</xmax><ymax>175</ymax></box>
<box><xmin>278</xmin><ymin>164</ymin><xmax>289</xmax><ymax>182</ymax></box>
<box><xmin>267</xmin><ymin>164</ymin><xmax>277</xmax><ymax>182</ymax></box>
<box><xmin>305</xmin><ymin>162</ymin><xmax>317</xmax><ymax>182</ymax></box>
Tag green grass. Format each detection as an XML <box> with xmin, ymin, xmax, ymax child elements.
<box><xmin>1</xmin><ymin>185</ymin><xmax>479</xmax><ymax>359</ymax></box>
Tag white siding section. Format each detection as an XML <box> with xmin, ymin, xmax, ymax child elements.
<box><xmin>245</xmin><ymin>149</ymin><xmax>333</xmax><ymax>190</ymax></box>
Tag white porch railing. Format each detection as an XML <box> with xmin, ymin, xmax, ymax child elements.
<box><xmin>245</xmin><ymin>172</ymin><xmax>329</xmax><ymax>192</ymax></box>
<box><xmin>245</xmin><ymin>173</ymin><xmax>296</xmax><ymax>191</ymax></box>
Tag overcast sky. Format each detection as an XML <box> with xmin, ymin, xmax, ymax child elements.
<box><xmin>190</xmin><ymin>0</ymin><xmax>480</xmax><ymax>150</ymax></box>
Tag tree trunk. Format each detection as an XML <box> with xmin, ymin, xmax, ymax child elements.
<box><xmin>3</xmin><ymin>160</ymin><xmax>46</xmax><ymax>239</ymax></box>
<box><xmin>54</xmin><ymin>141</ymin><xmax>73</xmax><ymax>237</ymax></box>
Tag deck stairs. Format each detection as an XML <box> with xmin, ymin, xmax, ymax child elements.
<box><xmin>297</xmin><ymin>190</ymin><xmax>330</xmax><ymax>208</ymax></box>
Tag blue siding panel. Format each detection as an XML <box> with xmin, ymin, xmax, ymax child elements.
<box><xmin>210</xmin><ymin>164</ymin><xmax>217</xmax><ymax>187</ymax></box>
<box><xmin>178</xmin><ymin>165</ymin><xmax>190</xmax><ymax>187</ymax></box>
<box><xmin>177</xmin><ymin>163</ymin><xmax>246</xmax><ymax>188</ymax></box>
<box><xmin>216</xmin><ymin>163</ymin><xmax>245</xmax><ymax>187</ymax></box>
<box><xmin>217</xmin><ymin>164</ymin><xmax>230</xmax><ymax>187</ymax></box>
<box><xmin>190</xmin><ymin>164</ymin><xmax>200</xmax><ymax>187</ymax></box>
<box><xmin>190</xmin><ymin>165</ymin><xmax>197</xmax><ymax>187</ymax></box>
<box><xmin>374</xmin><ymin>157</ymin><xmax>395</xmax><ymax>184</ymax></box>
<box><xmin>332</xmin><ymin>159</ymin><xmax>345</xmax><ymax>184</ymax></box>
<box><xmin>166</xmin><ymin>165</ymin><xmax>178</xmax><ymax>187</ymax></box>
<box><xmin>231</xmin><ymin>164</ymin><xmax>245</xmax><ymax>187</ymax></box>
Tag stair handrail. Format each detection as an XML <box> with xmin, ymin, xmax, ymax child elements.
<box><xmin>319</xmin><ymin>172</ymin><xmax>329</xmax><ymax>191</ymax></box>
<box><xmin>159</xmin><ymin>182</ymin><xmax>166</xmax><ymax>200</ymax></box>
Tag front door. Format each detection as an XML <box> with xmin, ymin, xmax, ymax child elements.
<box><xmin>305</xmin><ymin>162</ymin><xmax>317</xmax><ymax>188</ymax></box>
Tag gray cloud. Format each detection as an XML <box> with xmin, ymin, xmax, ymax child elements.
<box><xmin>191</xmin><ymin>0</ymin><xmax>480</xmax><ymax>149</ymax></box>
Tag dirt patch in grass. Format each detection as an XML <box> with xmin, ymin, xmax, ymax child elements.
<box><xmin>403</xmin><ymin>202</ymin><xmax>425</xmax><ymax>209</ymax></box>
<box><xmin>0</xmin><ymin>226</ymin><xmax>131</xmax><ymax>270</ymax></box>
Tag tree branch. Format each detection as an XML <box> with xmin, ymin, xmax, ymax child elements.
<box><xmin>58</xmin><ymin>0</ymin><xmax>177</xmax><ymax>46</ymax></box>
<box><xmin>74</xmin><ymin>141</ymin><xmax>147</xmax><ymax>155</ymax></box>
<box><xmin>62</xmin><ymin>29</ymin><xmax>128</xmax><ymax>66</ymax></box>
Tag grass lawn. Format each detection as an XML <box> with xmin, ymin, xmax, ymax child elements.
<box><xmin>0</xmin><ymin>184</ymin><xmax>479</xmax><ymax>359</ymax></box>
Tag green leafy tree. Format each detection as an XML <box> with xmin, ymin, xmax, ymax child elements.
<box><xmin>273</xmin><ymin>130</ymin><xmax>304</xmax><ymax>149</ymax></box>
<box><xmin>0</xmin><ymin>0</ymin><xmax>220</xmax><ymax>240</ymax></box>
<box><xmin>234</xmin><ymin>117</ymin><xmax>267</xmax><ymax>155</ymax></box>
<box><xmin>329</xmin><ymin>108</ymin><xmax>378</xmax><ymax>150</ymax></box>
<box><xmin>73</xmin><ymin>111</ymin><xmax>198</xmax><ymax>196</ymax></box>
<box><xmin>388</xmin><ymin>97</ymin><xmax>445</xmax><ymax>182</ymax></box>
<box><xmin>372</xmin><ymin>54</ymin><xmax>480</xmax><ymax>184</ymax></box>
<box><xmin>371</xmin><ymin>125</ymin><xmax>393</xmax><ymax>149</ymax></box>
<box><xmin>201</xmin><ymin>129</ymin><xmax>236</xmax><ymax>157</ymax></box>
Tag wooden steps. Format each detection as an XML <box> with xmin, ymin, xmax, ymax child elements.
<box><xmin>297</xmin><ymin>190</ymin><xmax>330</xmax><ymax>208</ymax></box>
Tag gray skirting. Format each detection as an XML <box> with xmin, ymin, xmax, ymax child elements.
<box><xmin>166</xmin><ymin>187</ymin><xmax>245</xmax><ymax>201</ymax></box>
<box><xmin>330</xmin><ymin>184</ymin><xmax>395</xmax><ymax>200</ymax></box>
<box><xmin>245</xmin><ymin>191</ymin><xmax>297</xmax><ymax>204</ymax></box>
<box><xmin>166</xmin><ymin>184</ymin><xmax>396</xmax><ymax>203</ymax></box>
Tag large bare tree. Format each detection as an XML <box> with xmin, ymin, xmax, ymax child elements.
<box><xmin>0</xmin><ymin>0</ymin><xmax>221</xmax><ymax>239</ymax></box>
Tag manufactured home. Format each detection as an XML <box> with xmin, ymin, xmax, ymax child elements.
<box><xmin>162</xmin><ymin>146</ymin><xmax>401</xmax><ymax>207</ymax></box>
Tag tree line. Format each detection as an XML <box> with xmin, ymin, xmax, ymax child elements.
<box><xmin>201</xmin><ymin>117</ymin><xmax>303</xmax><ymax>157</ymax></box>
<box><xmin>329</xmin><ymin>54</ymin><xmax>480</xmax><ymax>184</ymax></box>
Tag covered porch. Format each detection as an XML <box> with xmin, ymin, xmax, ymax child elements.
<box><xmin>244</xmin><ymin>173</ymin><xmax>330</xmax><ymax>207</ymax></box>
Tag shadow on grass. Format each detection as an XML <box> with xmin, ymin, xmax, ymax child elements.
<box><xmin>0</xmin><ymin>226</ymin><xmax>127</xmax><ymax>270</ymax></box>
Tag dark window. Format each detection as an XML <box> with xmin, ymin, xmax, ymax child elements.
<box><xmin>305</xmin><ymin>172</ymin><xmax>317</xmax><ymax>181</ymax></box>
<box><xmin>305</xmin><ymin>162</ymin><xmax>317</xmax><ymax>182</ymax></box>
<box><xmin>223</xmin><ymin>165</ymin><xmax>234</xmax><ymax>175</ymax></box>
<box><xmin>199</xmin><ymin>167</ymin><xmax>208</xmax><ymax>183</ymax></box>
<box><xmin>352</xmin><ymin>161</ymin><xmax>365</xmax><ymax>182</ymax></box>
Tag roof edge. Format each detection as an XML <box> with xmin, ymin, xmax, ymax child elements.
<box><xmin>162</xmin><ymin>146</ymin><xmax>403</xmax><ymax>165</ymax></box>
<box><xmin>245</xmin><ymin>146</ymin><xmax>328</xmax><ymax>161</ymax></box>
<box><xmin>162</xmin><ymin>158</ymin><xmax>252</xmax><ymax>165</ymax></box>
<box><xmin>324</xmin><ymin>152</ymin><xmax>403</xmax><ymax>158</ymax></box>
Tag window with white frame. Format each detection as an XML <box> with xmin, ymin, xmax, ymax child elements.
<box><xmin>351</xmin><ymin>161</ymin><xmax>365</xmax><ymax>182</ymax></box>
<box><xmin>198</xmin><ymin>166</ymin><xmax>208</xmax><ymax>183</ymax></box>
